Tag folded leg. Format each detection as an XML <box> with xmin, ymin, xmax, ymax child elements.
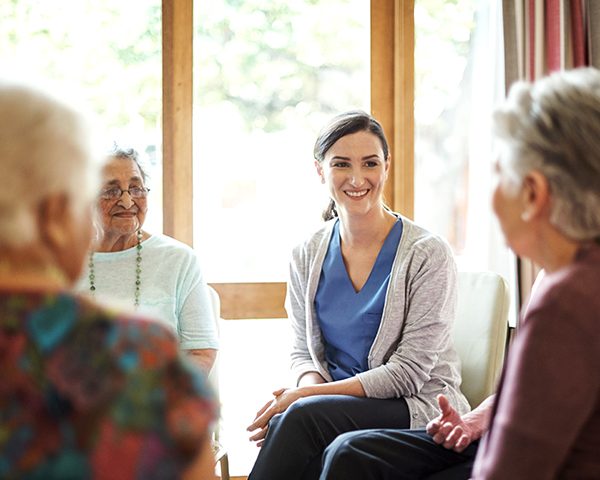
<box><xmin>320</xmin><ymin>428</ymin><xmax>478</xmax><ymax>480</ymax></box>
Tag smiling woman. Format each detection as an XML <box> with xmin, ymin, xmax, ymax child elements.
<box><xmin>316</xmin><ymin>131</ymin><xmax>390</xmax><ymax>238</ymax></box>
<box><xmin>73</xmin><ymin>145</ymin><xmax>219</xmax><ymax>374</ymax></box>
<box><xmin>95</xmin><ymin>154</ymin><xmax>150</xmax><ymax>252</ymax></box>
<box><xmin>246</xmin><ymin>111</ymin><xmax>470</xmax><ymax>480</ymax></box>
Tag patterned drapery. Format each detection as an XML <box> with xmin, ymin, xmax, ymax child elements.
<box><xmin>502</xmin><ymin>0</ymin><xmax>599</xmax><ymax>315</ymax></box>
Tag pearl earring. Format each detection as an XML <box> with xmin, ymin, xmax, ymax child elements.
<box><xmin>521</xmin><ymin>211</ymin><xmax>531</xmax><ymax>221</ymax></box>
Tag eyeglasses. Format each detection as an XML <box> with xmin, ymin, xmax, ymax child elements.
<box><xmin>99</xmin><ymin>186</ymin><xmax>150</xmax><ymax>200</ymax></box>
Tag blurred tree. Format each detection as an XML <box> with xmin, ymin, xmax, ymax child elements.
<box><xmin>414</xmin><ymin>0</ymin><xmax>478</xmax><ymax>253</ymax></box>
<box><xmin>414</xmin><ymin>0</ymin><xmax>475</xmax><ymax>125</ymax></box>
<box><xmin>0</xmin><ymin>0</ymin><xmax>162</xmax><ymax>134</ymax></box>
<box><xmin>194</xmin><ymin>0</ymin><xmax>367</xmax><ymax>133</ymax></box>
<box><xmin>1</xmin><ymin>0</ymin><xmax>367</xmax><ymax>136</ymax></box>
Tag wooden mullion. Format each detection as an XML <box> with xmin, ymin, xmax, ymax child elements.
<box><xmin>395</xmin><ymin>0</ymin><xmax>415</xmax><ymax>219</ymax></box>
<box><xmin>162</xmin><ymin>0</ymin><xmax>194</xmax><ymax>246</ymax></box>
<box><xmin>371</xmin><ymin>0</ymin><xmax>414</xmax><ymax>220</ymax></box>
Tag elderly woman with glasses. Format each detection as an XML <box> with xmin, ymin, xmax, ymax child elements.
<box><xmin>74</xmin><ymin>145</ymin><xmax>218</xmax><ymax>373</ymax></box>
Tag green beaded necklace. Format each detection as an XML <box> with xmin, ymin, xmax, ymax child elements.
<box><xmin>89</xmin><ymin>229</ymin><xmax>143</xmax><ymax>308</ymax></box>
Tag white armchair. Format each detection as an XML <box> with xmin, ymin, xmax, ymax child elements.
<box><xmin>452</xmin><ymin>271</ymin><xmax>511</xmax><ymax>409</ymax></box>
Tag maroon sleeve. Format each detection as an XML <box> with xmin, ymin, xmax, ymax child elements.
<box><xmin>471</xmin><ymin>273</ymin><xmax>600</xmax><ymax>479</ymax></box>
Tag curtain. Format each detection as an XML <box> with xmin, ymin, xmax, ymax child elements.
<box><xmin>502</xmin><ymin>0</ymin><xmax>599</xmax><ymax>315</ymax></box>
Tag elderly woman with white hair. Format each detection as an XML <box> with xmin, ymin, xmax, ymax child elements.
<box><xmin>73</xmin><ymin>144</ymin><xmax>218</xmax><ymax>373</ymax></box>
<box><xmin>317</xmin><ymin>67</ymin><xmax>600</xmax><ymax>480</ymax></box>
<box><xmin>0</xmin><ymin>79</ymin><xmax>218</xmax><ymax>479</ymax></box>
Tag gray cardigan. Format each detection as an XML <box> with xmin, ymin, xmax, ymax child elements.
<box><xmin>286</xmin><ymin>214</ymin><xmax>470</xmax><ymax>428</ymax></box>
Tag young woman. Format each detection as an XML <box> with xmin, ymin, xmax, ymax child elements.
<box><xmin>247</xmin><ymin>111</ymin><xmax>469</xmax><ymax>480</ymax></box>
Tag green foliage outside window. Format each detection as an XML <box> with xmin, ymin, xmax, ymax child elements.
<box><xmin>194</xmin><ymin>0</ymin><xmax>368</xmax><ymax>134</ymax></box>
<box><xmin>1</xmin><ymin>0</ymin><xmax>367</xmax><ymax>136</ymax></box>
<box><xmin>0</xmin><ymin>0</ymin><xmax>162</xmax><ymax>134</ymax></box>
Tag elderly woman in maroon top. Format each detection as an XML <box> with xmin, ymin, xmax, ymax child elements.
<box><xmin>468</xmin><ymin>67</ymin><xmax>600</xmax><ymax>480</ymax></box>
<box><xmin>318</xmin><ymin>67</ymin><xmax>600</xmax><ymax>480</ymax></box>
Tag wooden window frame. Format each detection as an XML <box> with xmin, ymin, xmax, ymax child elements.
<box><xmin>162</xmin><ymin>0</ymin><xmax>414</xmax><ymax>319</ymax></box>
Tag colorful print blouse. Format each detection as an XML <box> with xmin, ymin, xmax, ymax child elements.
<box><xmin>0</xmin><ymin>289</ymin><xmax>218</xmax><ymax>480</ymax></box>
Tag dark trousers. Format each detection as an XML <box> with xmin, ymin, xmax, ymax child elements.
<box><xmin>319</xmin><ymin>428</ymin><xmax>479</xmax><ymax>480</ymax></box>
<box><xmin>248</xmin><ymin>395</ymin><xmax>411</xmax><ymax>480</ymax></box>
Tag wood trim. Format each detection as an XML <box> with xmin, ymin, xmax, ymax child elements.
<box><xmin>371</xmin><ymin>0</ymin><xmax>415</xmax><ymax>219</ymax></box>
<box><xmin>162</xmin><ymin>0</ymin><xmax>194</xmax><ymax>246</ymax></box>
<box><xmin>209</xmin><ymin>283</ymin><xmax>288</xmax><ymax>320</ymax></box>
<box><xmin>371</xmin><ymin>0</ymin><xmax>396</xmax><ymax>209</ymax></box>
<box><xmin>395</xmin><ymin>0</ymin><xmax>415</xmax><ymax>219</ymax></box>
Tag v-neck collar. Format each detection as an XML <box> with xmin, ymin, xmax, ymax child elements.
<box><xmin>330</xmin><ymin>218</ymin><xmax>402</xmax><ymax>294</ymax></box>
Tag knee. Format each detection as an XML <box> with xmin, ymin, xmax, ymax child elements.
<box><xmin>325</xmin><ymin>431</ymin><xmax>361</xmax><ymax>461</ymax></box>
<box><xmin>266</xmin><ymin>396</ymin><xmax>332</xmax><ymax>442</ymax></box>
<box><xmin>258</xmin><ymin>397</ymin><xmax>334</xmax><ymax>462</ymax></box>
<box><xmin>321</xmin><ymin>432</ymin><xmax>365</xmax><ymax>478</ymax></box>
<box><xmin>277</xmin><ymin>396</ymin><xmax>326</xmax><ymax>426</ymax></box>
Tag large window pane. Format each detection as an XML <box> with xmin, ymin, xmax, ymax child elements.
<box><xmin>414</xmin><ymin>0</ymin><xmax>510</xmax><ymax>281</ymax></box>
<box><xmin>0</xmin><ymin>0</ymin><xmax>163</xmax><ymax>232</ymax></box>
<box><xmin>193</xmin><ymin>0</ymin><xmax>370</xmax><ymax>283</ymax></box>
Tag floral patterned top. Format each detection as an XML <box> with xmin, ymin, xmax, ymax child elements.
<box><xmin>0</xmin><ymin>289</ymin><xmax>218</xmax><ymax>480</ymax></box>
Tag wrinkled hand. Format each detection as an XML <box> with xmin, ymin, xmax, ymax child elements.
<box><xmin>247</xmin><ymin>387</ymin><xmax>303</xmax><ymax>447</ymax></box>
<box><xmin>426</xmin><ymin>394</ymin><xmax>475</xmax><ymax>453</ymax></box>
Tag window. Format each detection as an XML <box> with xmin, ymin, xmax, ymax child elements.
<box><xmin>414</xmin><ymin>0</ymin><xmax>511</xmax><ymax>282</ymax></box>
<box><xmin>0</xmin><ymin>0</ymin><xmax>163</xmax><ymax>232</ymax></box>
<box><xmin>192</xmin><ymin>1</ymin><xmax>370</xmax><ymax>473</ymax></box>
<box><xmin>193</xmin><ymin>0</ymin><xmax>370</xmax><ymax>283</ymax></box>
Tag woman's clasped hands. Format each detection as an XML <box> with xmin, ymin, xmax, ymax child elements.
<box><xmin>247</xmin><ymin>387</ymin><xmax>305</xmax><ymax>446</ymax></box>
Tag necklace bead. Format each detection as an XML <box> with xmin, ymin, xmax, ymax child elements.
<box><xmin>89</xmin><ymin>253</ymin><xmax>95</xmax><ymax>291</ymax></box>
<box><xmin>89</xmin><ymin>230</ymin><xmax>143</xmax><ymax>308</ymax></box>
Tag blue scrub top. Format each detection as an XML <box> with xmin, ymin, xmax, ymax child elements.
<box><xmin>315</xmin><ymin>218</ymin><xmax>403</xmax><ymax>381</ymax></box>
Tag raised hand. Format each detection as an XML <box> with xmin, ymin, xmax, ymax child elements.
<box><xmin>426</xmin><ymin>394</ymin><xmax>477</xmax><ymax>453</ymax></box>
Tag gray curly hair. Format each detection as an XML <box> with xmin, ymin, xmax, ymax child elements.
<box><xmin>107</xmin><ymin>143</ymin><xmax>150</xmax><ymax>184</ymax></box>
<box><xmin>493</xmin><ymin>67</ymin><xmax>600</xmax><ymax>241</ymax></box>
